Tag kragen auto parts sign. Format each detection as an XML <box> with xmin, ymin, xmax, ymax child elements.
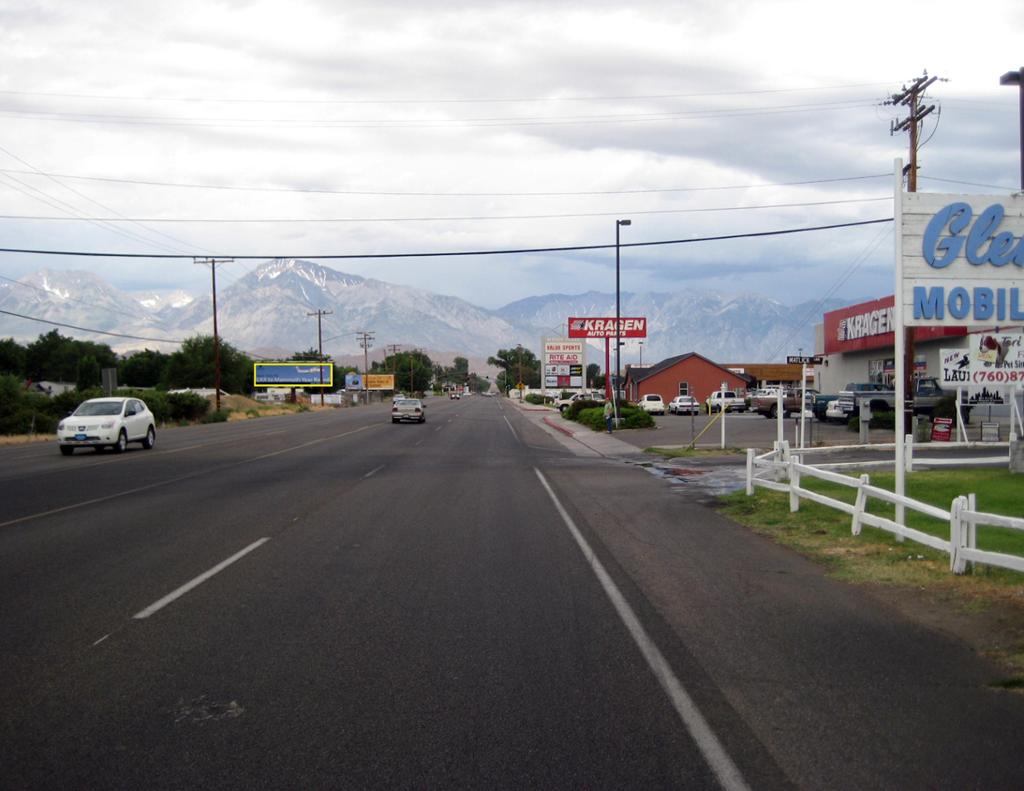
<box><xmin>568</xmin><ymin>317</ymin><xmax>647</xmax><ymax>338</ymax></box>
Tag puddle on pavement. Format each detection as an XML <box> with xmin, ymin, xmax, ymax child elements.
<box><xmin>632</xmin><ymin>459</ymin><xmax>748</xmax><ymax>496</ymax></box>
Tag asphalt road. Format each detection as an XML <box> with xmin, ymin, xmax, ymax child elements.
<box><xmin>2</xmin><ymin>396</ymin><xmax>1023</xmax><ymax>789</ymax></box>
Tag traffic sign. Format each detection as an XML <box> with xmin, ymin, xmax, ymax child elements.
<box><xmin>787</xmin><ymin>355</ymin><xmax>823</xmax><ymax>365</ymax></box>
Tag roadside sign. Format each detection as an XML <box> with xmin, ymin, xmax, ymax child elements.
<box><xmin>931</xmin><ymin>417</ymin><xmax>953</xmax><ymax>442</ymax></box>
<box><xmin>787</xmin><ymin>355</ymin><xmax>823</xmax><ymax>365</ymax></box>
<box><xmin>254</xmin><ymin>362</ymin><xmax>333</xmax><ymax>387</ymax></box>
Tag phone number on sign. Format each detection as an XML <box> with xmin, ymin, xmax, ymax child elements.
<box><xmin>972</xmin><ymin>370</ymin><xmax>1024</xmax><ymax>384</ymax></box>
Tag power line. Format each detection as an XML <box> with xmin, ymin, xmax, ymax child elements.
<box><xmin>0</xmin><ymin>81</ymin><xmax>896</xmax><ymax>106</ymax></box>
<box><xmin>0</xmin><ymin>308</ymin><xmax>185</xmax><ymax>344</ymax></box>
<box><xmin>0</xmin><ymin>196</ymin><xmax>891</xmax><ymax>224</ymax></box>
<box><xmin>0</xmin><ymin>168</ymin><xmax>891</xmax><ymax>197</ymax></box>
<box><xmin>0</xmin><ymin>217</ymin><xmax>893</xmax><ymax>260</ymax></box>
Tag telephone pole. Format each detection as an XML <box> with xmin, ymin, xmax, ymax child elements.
<box><xmin>307</xmin><ymin>309</ymin><xmax>333</xmax><ymax>406</ymax></box>
<box><xmin>386</xmin><ymin>344</ymin><xmax>402</xmax><ymax>389</ymax></box>
<box><xmin>886</xmin><ymin>73</ymin><xmax>941</xmax><ymax>435</ymax></box>
<box><xmin>194</xmin><ymin>257</ymin><xmax>233</xmax><ymax>413</ymax></box>
<box><xmin>356</xmin><ymin>330</ymin><xmax>375</xmax><ymax>403</ymax></box>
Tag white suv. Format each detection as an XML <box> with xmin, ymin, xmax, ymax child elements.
<box><xmin>637</xmin><ymin>394</ymin><xmax>666</xmax><ymax>415</ymax></box>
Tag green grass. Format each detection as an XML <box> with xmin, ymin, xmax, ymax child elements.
<box><xmin>645</xmin><ymin>446</ymin><xmax>743</xmax><ymax>458</ymax></box>
<box><xmin>719</xmin><ymin>469</ymin><xmax>1024</xmax><ymax>586</ymax></box>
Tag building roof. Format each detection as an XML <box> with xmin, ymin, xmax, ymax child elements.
<box><xmin>625</xmin><ymin>352</ymin><xmax>744</xmax><ymax>386</ymax></box>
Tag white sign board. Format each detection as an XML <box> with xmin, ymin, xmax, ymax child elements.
<box><xmin>543</xmin><ymin>339</ymin><xmax>585</xmax><ymax>389</ymax></box>
<box><xmin>941</xmin><ymin>331</ymin><xmax>1024</xmax><ymax>400</ymax></box>
<box><xmin>901</xmin><ymin>193</ymin><xmax>1024</xmax><ymax>327</ymax></box>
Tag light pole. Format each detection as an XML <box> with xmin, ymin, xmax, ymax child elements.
<box><xmin>615</xmin><ymin>219</ymin><xmax>631</xmax><ymax>425</ymax></box>
<box><xmin>1000</xmin><ymin>67</ymin><xmax>1024</xmax><ymax>191</ymax></box>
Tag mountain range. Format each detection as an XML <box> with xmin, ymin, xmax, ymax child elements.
<box><xmin>0</xmin><ymin>259</ymin><xmax>855</xmax><ymax>367</ymax></box>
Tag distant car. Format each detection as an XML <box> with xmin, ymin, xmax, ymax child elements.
<box><xmin>57</xmin><ymin>397</ymin><xmax>156</xmax><ymax>455</ymax></box>
<box><xmin>392</xmin><ymin>393</ymin><xmax>407</xmax><ymax>404</ymax></box>
<box><xmin>638</xmin><ymin>394</ymin><xmax>666</xmax><ymax>415</ymax></box>
<box><xmin>706</xmin><ymin>390</ymin><xmax>748</xmax><ymax>413</ymax></box>
<box><xmin>668</xmin><ymin>395</ymin><xmax>700</xmax><ymax>415</ymax></box>
<box><xmin>391</xmin><ymin>398</ymin><xmax>426</xmax><ymax>423</ymax></box>
<box><xmin>449</xmin><ymin>391</ymin><xmax>460</xmax><ymax>400</ymax></box>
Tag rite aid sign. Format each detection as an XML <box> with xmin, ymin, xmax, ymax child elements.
<box><xmin>902</xmin><ymin>193</ymin><xmax>1024</xmax><ymax>327</ymax></box>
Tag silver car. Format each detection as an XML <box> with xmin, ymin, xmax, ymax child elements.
<box><xmin>57</xmin><ymin>397</ymin><xmax>157</xmax><ymax>455</ymax></box>
<box><xmin>391</xmin><ymin>398</ymin><xmax>426</xmax><ymax>423</ymax></box>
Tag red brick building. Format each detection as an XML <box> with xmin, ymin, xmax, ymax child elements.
<box><xmin>623</xmin><ymin>353</ymin><xmax>749</xmax><ymax>404</ymax></box>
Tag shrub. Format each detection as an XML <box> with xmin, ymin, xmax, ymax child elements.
<box><xmin>167</xmin><ymin>391</ymin><xmax>210</xmax><ymax>422</ymax></box>
<box><xmin>566</xmin><ymin>399</ymin><xmax>604</xmax><ymax>421</ymax></box>
<box><xmin>847</xmin><ymin>410</ymin><xmax>896</xmax><ymax>432</ymax></box>
<box><xmin>200</xmin><ymin>409</ymin><xmax>231</xmax><ymax>424</ymax></box>
<box><xmin>574</xmin><ymin>403</ymin><xmax>654</xmax><ymax>431</ymax></box>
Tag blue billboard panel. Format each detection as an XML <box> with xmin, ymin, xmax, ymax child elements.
<box><xmin>345</xmin><ymin>372</ymin><xmax>362</xmax><ymax>390</ymax></box>
<box><xmin>253</xmin><ymin>362</ymin><xmax>333</xmax><ymax>387</ymax></box>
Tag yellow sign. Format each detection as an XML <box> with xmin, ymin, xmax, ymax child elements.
<box><xmin>366</xmin><ymin>374</ymin><xmax>396</xmax><ymax>390</ymax></box>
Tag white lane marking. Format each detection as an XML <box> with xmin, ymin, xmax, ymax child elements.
<box><xmin>133</xmin><ymin>538</ymin><xmax>270</xmax><ymax>619</ymax></box>
<box><xmin>533</xmin><ymin>468</ymin><xmax>750</xmax><ymax>791</ymax></box>
<box><xmin>434</xmin><ymin>425</ymin><xmax>443</xmax><ymax>432</ymax></box>
<box><xmin>503</xmin><ymin>415</ymin><xmax>520</xmax><ymax>444</ymax></box>
<box><xmin>0</xmin><ymin>424</ymin><xmax>379</xmax><ymax>530</ymax></box>
<box><xmin>364</xmin><ymin>465</ymin><xmax>384</xmax><ymax>479</ymax></box>
<box><xmin>92</xmin><ymin>634</ymin><xmax>110</xmax><ymax>647</ymax></box>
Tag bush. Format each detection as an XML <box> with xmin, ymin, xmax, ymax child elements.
<box><xmin>847</xmin><ymin>410</ymin><xmax>896</xmax><ymax>432</ymax></box>
<box><xmin>200</xmin><ymin>409</ymin><xmax>231</xmax><ymax>424</ymax></box>
<box><xmin>524</xmin><ymin>393</ymin><xmax>554</xmax><ymax>406</ymax></box>
<box><xmin>565</xmin><ymin>399</ymin><xmax>604</xmax><ymax>421</ymax></box>
<box><xmin>167</xmin><ymin>392</ymin><xmax>210</xmax><ymax>422</ymax></box>
<box><xmin>574</xmin><ymin>403</ymin><xmax>655</xmax><ymax>432</ymax></box>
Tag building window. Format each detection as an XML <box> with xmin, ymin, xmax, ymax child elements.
<box><xmin>678</xmin><ymin>381</ymin><xmax>690</xmax><ymax>396</ymax></box>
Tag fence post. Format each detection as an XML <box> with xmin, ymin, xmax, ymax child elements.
<box><xmin>950</xmin><ymin>496</ymin><xmax>967</xmax><ymax>574</ymax></box>
<box><xmin>851</xmin><ymin>473</ymin><xmax>869</xmax><ymax>535</ymax></box>
<box><xmin>789</xmin><ymin>455</ymin><xmax>800</xmax><ymax>513</ymax></box>
<box><xmin>967</xmin><ymin>493</ymin><xmax>977</xmax><ymax>573</ymax></box>
<box><xmin>745</xmin><ymin>448</ymin><xmax>754</xmax><ymax>496</ymax></box>
<box><xmin>904</xmin><ymin>433</ymin><xmax>914</xmax><ymax>473</ymax></box>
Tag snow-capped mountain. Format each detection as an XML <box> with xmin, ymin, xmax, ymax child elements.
<box><xmin>0</xmin><ymin>260</ymin><xmax>849</xmax><ymax>364</ymax></box>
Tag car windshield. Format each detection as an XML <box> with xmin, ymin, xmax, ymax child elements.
<box><xmin>74</xmin><ymin>401</ymin><xmax>123</xmax><ymax>416</ymax></box>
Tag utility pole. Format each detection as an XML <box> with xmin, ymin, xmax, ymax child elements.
<box><xmin>307</xmin><ymin>309</ymin><xmax>333</xmax><ymax>406</ymax></box>
<box><xmin>386</xmin><ymin>344</ymin><xmax>402</xmax><ymax>391</ymax></box>
<box><xmin>356</xmin><ymin>330</ymin><xmax>374</xmax><ymax>403</ymax></box>
<box><xmin>886</xmin><ymin>73</ymin><xmax>941</xmax><ymax>435</ymax></box>
<box><xmin>194</xmin><ymin>257</ymin><xmax>233</xmax><ymax>413</ymax></box>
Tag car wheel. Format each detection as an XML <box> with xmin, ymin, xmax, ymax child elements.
<box><xmin>142</xmin><ymin>426</ymin><xmax>156</xmax><ymax>450</ymax></box>
<box><xmin>392</xmin><ymin>418</ymin><xmax>399</xmax><ymax>423</ymax></box>
<box><xmin>113</xmin><ymin>430</ymin><xmax>127</xmax><ymax>453</ymax></box>
<box><xmin>768</xmin><ymin>404</ymin><xmax>778</xmax><ymax>419</ymax></box>
<box><xmin>420</xmin><ymin>417</ymin><xmax>426</xmax><ymax>423</ymax></box>
<box><xmin>60</xmin><ymin>445</ymin><xmax>74</xmax><ymax>456</ymax></box>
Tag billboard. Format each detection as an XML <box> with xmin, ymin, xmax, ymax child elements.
<box><xmin>568</xmin><ymin>317</ymin><xmax>647</xmax><ymax>338</ymax></box>
<box><xmin>344</xmin><ymin>372</ymin><xmax>363</xmax><ymax>390</ymax></box>
<box><xmin>901</xmin><ymin>194</ymin><xmax>1024</xmax><ymax>327</ymax></box>
<box><xmin>543</xmin><ymin>339</ymin><xmax>585</xmax><ymax>388</ymax></box>
<box><xmin>253</xmin><ymin>362</ymin><xmax>333</xmax><ymax>388</ymax></box>
<box><xmin>940</xmin><ymin>331</ymin><xmax>1024</xmax><ymax>396</ymax></box>
<box><xmin>365</xmin><ymin>374</ymin><xmax>396</xmax><ymax>390</ymax></box>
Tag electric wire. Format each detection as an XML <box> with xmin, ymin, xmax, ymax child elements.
<box><xmin>0</xmin><ymin>168</ymin><xmax>891</xmax><ymax>197</ymax></box>
<box><xmin>0</xmin><ymin>308</ymin><xmax>185</xmax><ymax>344</ymax></box>
<box><xmin>0</xmin><ymin>217</ymin><xmax>894</xmax><ymax>260</ymax></box>
<box><xmin>0</xmin><ymin>197</ymin><xmax>891</xmax><ymax>224</ymax></box>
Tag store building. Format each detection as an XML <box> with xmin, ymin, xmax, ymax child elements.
<box><xmin>623</xmin><ymin>352</ymin><xmax>748</xmax><ymax>404</ymax></box>
<box><xmin>814</xmin><ymin>294</ymin><xmax>1014</xmax><ymax>393</ymax></box>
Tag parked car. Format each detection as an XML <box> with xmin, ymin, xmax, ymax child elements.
<box><xmin>556</xmin><ymin>390</ymin><xmax>606</xmax><ymax>413</ymax></box>
<box><xmin>637</xmin><ymin>394</ymin><xmax>666</xmax><ymax>415</ymax></box>
<box><xmin>706</xmin><ymin>390</ymin><xmax>747</xmax><ymax>412</ymax></box>
<box><xmin>667</xmin><ymin>395</ymin><xmax>700</xmax><ymax>415</ymax></box>
<box><xmin>57</xmin><ymin>397</ymin><xmax>156</xmax><ymax>455</ymax></box>
<box><xmin>391</xmin><ymin>398</ymin><xmax>426</xmax><ymax>423</ymax></box>
<box><xmin>449</xmin><ymin>391</ymin><xmax>461</xmax><ymax>400</ymax></box>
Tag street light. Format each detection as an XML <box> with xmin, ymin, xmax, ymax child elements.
<box><xmin>1000</xmin><ymin>67</ymin><xmax>1024</xmax><ymax>191</ymax></box>
<box><xmin>615</xmin><ymin>219</ymin><xmax>631</xmax><ymax>426</ymax></box>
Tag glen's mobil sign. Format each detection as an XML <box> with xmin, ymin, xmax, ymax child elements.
<box><xmin>903</xmin><ymin>194</ymin><xmax>1024</xmax><ymax>326</ymax></box>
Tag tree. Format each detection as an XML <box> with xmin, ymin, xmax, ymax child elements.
<box><xmin>76</xmin><ymin>354</ymin><xmax>101</xmax><ymax>391</ymax></box>
<box><xmin>119</xmin><ymin>348</ymin><xmax>170</xmax><ymax>388</ymax></box>
<box><xmin>162</xmin><ymin>335</ymin><xmax>254</xmax><ymax>394</ymax></box>
<box><xmin>487</xmin><ymin>347</ymin><xmax>540</xmax><ymax>392</ymax></box>
<box><xmin>587</xmin><ymin>363</ymin><xmax>601</xmax><ymax>388</ymax></box>
<box><xmin>24</xmin><ymin>330</ymin><xmax>116</xmax><ymax>383</ymax></box>
<box><xmin>0</xmin><ymin>338</ymin><xmax>26</xmax><ymax>377</ymax></box>
<box><xmin>373</xmin><ymin>350</ymin><xmax>433</xmax><ymax>393</ymax></box>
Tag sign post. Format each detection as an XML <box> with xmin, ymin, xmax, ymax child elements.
<box><xmin>787</xmin><ymin>355</ymin><xmax>822</xmax><ymax>450</ymax></box>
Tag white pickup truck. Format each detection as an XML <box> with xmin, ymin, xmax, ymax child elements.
<box><xmin>706</xmin><ymin>390</ymin><xmax>748</xmax><ymax>413</ymax></box>
<box><xmin>555</xmin><ymin>390</ymin><xmax>605</xmax><ymax>413</ymax></box>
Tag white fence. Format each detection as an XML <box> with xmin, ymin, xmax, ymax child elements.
<box><xmin>746</xmin><ymin>442</ymin><xmax>1024</xmax><ymax>576</ymax></box>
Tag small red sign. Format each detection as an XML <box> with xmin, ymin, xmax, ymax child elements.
<box><xmin>931</xmin><ymin>417</ymin><xmax>953</xmax><ymax>442</ymax></box>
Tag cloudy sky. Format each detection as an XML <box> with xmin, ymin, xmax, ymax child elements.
<box><xmin>1</xmin><ymin>0</ymin><xmax>1022</xmax><ymax>311</ymax></box>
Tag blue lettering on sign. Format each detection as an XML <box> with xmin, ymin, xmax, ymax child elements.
<box><xmin>922</xmin><ymin>202</ymin><xmax>1024</xmax><ymax>268</ymax></box>
<box><xmin>913</xmin><ymin>286</ymin><xmax>1024</xmax><ymax>321</ymax></box>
